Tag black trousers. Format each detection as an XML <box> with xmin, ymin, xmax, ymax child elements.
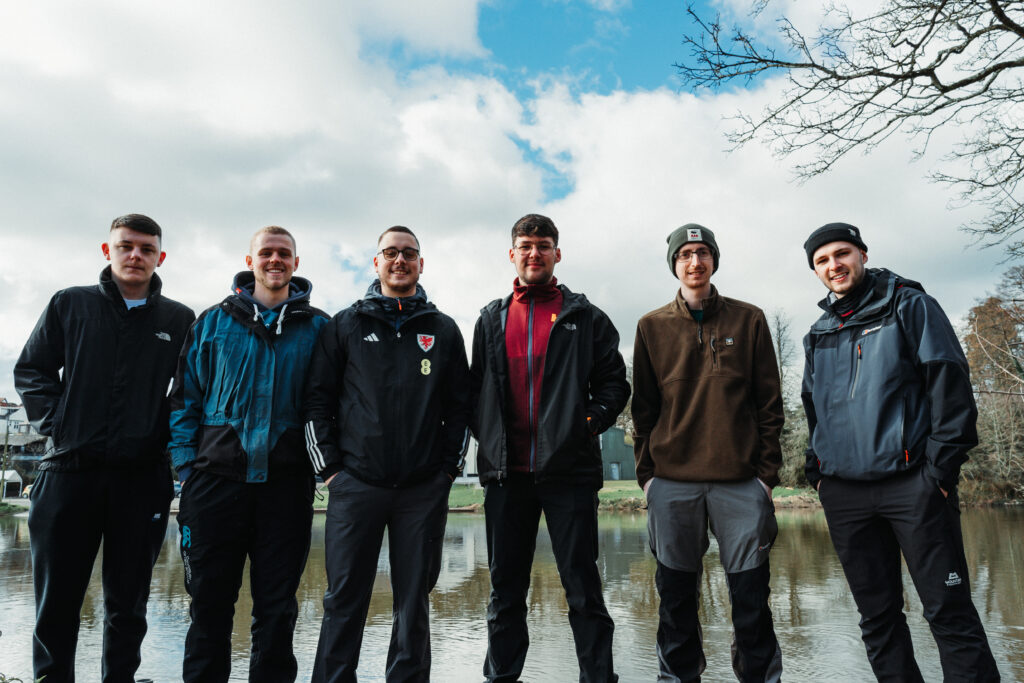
<box><xmin>819</xmin><ymin>468</ymin><xmax>1000</xmax><ymax>682</ymax></box>
<box><xmin>312</xmin><ymin>470</ymin><xmax>451</xmax><ymax>683</ymax></box>
<box><xmin>28</xmin><ymin>463</ymin><xmax>173</xmax><ymax>683</ymax></box>
<box><xmin>483</xmin><ymin>475</ymin><xmax>617</xmax><ymax>683</ymax></box>
<box><xmin>177</xmin><ymin>469</ymin><xmax>313</xmax><ymax>683</ymax></box>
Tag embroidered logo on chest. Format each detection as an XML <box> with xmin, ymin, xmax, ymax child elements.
<box><xmin>417</xmin><ymin>334</ymin><xmax>435</xmax><ymax>352</ymax></box>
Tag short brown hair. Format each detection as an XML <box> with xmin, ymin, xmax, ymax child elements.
<box><xmin>511</xmin><ymin>214</ymin><xmax>558</xmax><ymax>246</ymax></box>
<box><xmin>378</xmin><ymin>225</ymin><xmax>420</xmax><ymax>249</ymax></box>
<box><xmin>250</xmin><ymin>226</ymin><xmax>296</xmax><ymax>253</ymax></box>
<box><xmin>111</xmin><ymin>214</ymin><xmax>162</xmax><ymax>242</ymax></box>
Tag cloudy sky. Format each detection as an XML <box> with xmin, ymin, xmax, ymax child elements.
<box><xmin>0</xmin><ymin>0</ymin><xmax>1006</xmax><ymax>399</ymax></box>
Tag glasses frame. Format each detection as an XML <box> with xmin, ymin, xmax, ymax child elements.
<box><xmin>377</xmin><ymin>247</ymin><xmax>421</xmax><ymax>261</ymax></box>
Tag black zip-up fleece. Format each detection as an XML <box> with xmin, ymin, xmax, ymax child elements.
<box><xmin>303</xmin><ymin>282</ymin><xmax>471</xmax><ymax>486</ymax></box>
<box><xmin>469</xmin><ymin>285</ymin><xmax>630</xmax><ymax>487</ymax></box>
<box><xmin>802</xmin><ymin>268</ymin><xmax>978</xmax><ymax>489</ymax></box>
<box><xmin>14</xmin><ymin>267</ymin><xmax>195</xmax><ymax>471</ymax></box>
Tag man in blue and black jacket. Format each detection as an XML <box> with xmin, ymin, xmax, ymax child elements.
<box><xmin>802</xmin><ymin>223</ymin><xmax>999</xmax><ymax>682</ymax></box>
<box><xmin>169</xmin><ymin>226</ymin><xmax>328</xmax><ymax>683</ymax></box>
<box><xmin>303</xmin><ymin>225</ymin><xmax>470</xmax><ymax>683</ymax></box>
<box><xmin>16</xmin><ymin>214</ymin><xmax>194</xmax><ymax>683</ymax></box>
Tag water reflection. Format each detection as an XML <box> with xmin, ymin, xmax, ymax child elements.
<box><xmin>0</xmin><ymin>508</ymin><xmax>1021</xmax><ymax>681</ymax></box>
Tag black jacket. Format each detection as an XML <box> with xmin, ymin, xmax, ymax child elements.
<box><xmin>802</xmin><ymin>269</ymin><xmax>978</xmax><ymax>489</ymax></box>
<box><xmin>470</xmin><ymin>285</ymin><xmax>630</xmax><ymax>487</ymax></box>
<box><xmin>14</xmin><ymin>267</ymin><xmax>195</xmax><ymax>471</ymax></box>
<box><xmin>303</xmin><ymin>282</ymin><xmax>471</xmax><ymax>486</ymax></box>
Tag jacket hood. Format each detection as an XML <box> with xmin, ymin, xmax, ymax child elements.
<box><xmin>356</xmin><ymin>279</ymin><xmax>431</xmax><ymax>315</ymax></box>
<box><xmin>99</xmin><ymin>265</ymin><xmax>163</xmax><ymax>304</ymax></box>
<box><xmin>230</xmin><ymin>271</ymin><xmax>314</xmax><ymax>311</ymax></box>
<box><xmin>810</xmin><ymin>268</ymin><xmax>924</xmax><ymax>333</ymax></box>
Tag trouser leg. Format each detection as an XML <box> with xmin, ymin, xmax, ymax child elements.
<box><xmin>707</xmin><ymin>479</ymin><xmax>781</xmax><ymax>683</ymax></box>
<box><xmin>539</xmin><ymin>482</ymin><xmax>617</xmax><ymax>683</ymax></box>
<box><xmin>819</xmin><ymin>476</ymin><xmax>924</xmax><ymax>683</ymax></box>
<box><xmin>247</xmin><ymin>472</ymin><xmax>313</xmax><ymax>683</ymax></box>
<box><xmin>29</xmin><ymin>469</ymin><xmax>104</xmax><ymax>683</ymax></box>
<box><xmin>99</xmin><ymin>463</ymin><xmax>173</xmax><ymax>683</ymax></box>
<box><xmin>887</xmin><ymin>470</ymin><xmax>1000</xmax><ymax>683</ymax></box>
<box><xmin>312</xmin><ymin>471</ymin><xmax>389</xmax><ymax>683</ymax></box>
<box><xmin>483</xmin><ymin>476</ymin><xmax>542</xmax><ymax>683</ymax></box>
<box><xmin>178</xmin><ymin>471</ymin><xmax>249</xmax><ymax>683</ymax></box>
<box><xmin>385</xmin><ymin>471</ymin><xmax>450</xmax><ymax>682</ymax></box>
<box><xmin>654</xmin><ymin>562</ymin><xmax>703</xmax><ymax>683</ymax></box>
<box><xmin>645</xmin><ymin>478</ymin><xmax>709</xmax><ymax>682</ymax></box>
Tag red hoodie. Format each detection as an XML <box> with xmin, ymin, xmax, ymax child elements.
<box><xmin>504</xmin><ymin>278</ymin><xmax>563</xmax><ymax>472</ymax></box>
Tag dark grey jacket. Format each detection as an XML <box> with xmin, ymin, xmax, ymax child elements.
<box><xmin>470</xmin><ymin>285</ymin><xmax>630</xmax><ymax>487</ymax></box>
<box><xmin>802</xmin><ymin>269</ymin><xmax>977</xmax><ymax>489</ymax></box>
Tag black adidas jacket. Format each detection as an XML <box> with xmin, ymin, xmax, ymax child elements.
<box><xmin>302</xmin><ymin>283</ymin><xmax>471</xmax><ymax>486</ymax></box>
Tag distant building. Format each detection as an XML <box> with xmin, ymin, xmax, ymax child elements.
<box><xmin>456</xmin><ymin>425</ymin><xmax>636</xmax><ymax>484</ymax></box>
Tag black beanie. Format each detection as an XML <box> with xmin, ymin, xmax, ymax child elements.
<box><xmin>666</xmin><ymin>224</ymin><xmax>720</xmax><ymax>275</ymax></box>
<box><xmin>803</xmin><ymin>223</ymin><xmax>868</xmax><ymax>269</ymax></box>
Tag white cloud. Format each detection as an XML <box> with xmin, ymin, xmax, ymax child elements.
<box><xmin>0</xmin><ymin>0</ymin><xmax>1004</xmax><ymax>397</ymax></box>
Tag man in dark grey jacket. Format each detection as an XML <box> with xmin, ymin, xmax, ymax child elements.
<box><xmin>470</xmin><ymin>214</ymin><xmax>630</xmax><ymax>683</ymax></box>
<box><xmin>15</xmin><ymin>214</ymin><xmax>194</xmax><ymax>683</ymax></box>
<box><xmin>802</xmin><ymin>223</ymin><xmax>999</xmax><ymax>682</ymax></box>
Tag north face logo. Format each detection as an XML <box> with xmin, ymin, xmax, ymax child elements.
<box><xmin>687</xmin><ymin>228</ymin><xmax>702</xmax><ymax>242</ymax></box>
<box><xmin>155</xmin><ymin>332</ymin><xmax>171</xmax><ymax>341</ymax></box>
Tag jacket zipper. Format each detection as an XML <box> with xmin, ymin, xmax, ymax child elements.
<box><xmin>527</xmin><ymin>297</ymin><xmax>537</xmax><ymax>472</ymax></box>
<box><xmin>849</xmin><ymin>343</ymin><xmax>862</xmax><ymax>399</ymax></box>
<box><xmin>710</xmin><ymin>336</ymin><xmax>718</xmax><ymax>370</ymax></box>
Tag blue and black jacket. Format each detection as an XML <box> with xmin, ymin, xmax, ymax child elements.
<box><xmin>802</xmin><ymin>268</ymin><xmax>978</xmax><ymax>489</ymax></box>
<box><xmin>303</xmin><ymin>282</ymin><xmax>471</xmax><ymax>486</ymax></box>
<box><xmin>169</xmin><ymin>272</ymin><xmax>328</xmax><ymax>483</ymax></box>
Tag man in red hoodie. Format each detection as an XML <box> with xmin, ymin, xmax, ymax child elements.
<box><xmin>470</xmin><ymin>214</ymin><xmax>630</xmax><ymax>683</ymax></box>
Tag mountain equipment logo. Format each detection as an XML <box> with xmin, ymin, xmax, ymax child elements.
<box><xmin>155</xmin><ymin>332</ymin><xmax>171</xmax><ymax>341</ymax></box>
<box><xmin>363</xmin><ymin>333</ymin><xmax>380</xmax><ymax>342</ymax></box>
<box><xmin>417</xmin><ymin>334</ymin><xmax>435</xmax><ymax>352</ymax></box>
<box><xmin>945</xmin><ymin>571</ymin><xmax>962</xmax><ymax>587</ymax></box>
<box><xmin>687</xmin><ymin>228</ymin><xmax>703</xmax><ymax>242</ymax></box>
<box><xmin>862</xmin><ymin>325</ymin><xmax>883</xmax><ymax>336</ymax></box>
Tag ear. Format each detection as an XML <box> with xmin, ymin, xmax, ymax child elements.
<box><xmin>418</xmin><ymin>257</ymin><xmax>424</xmax><ymax>274</ymax></box>
<box><xmin>157</xmin><ymin>251</ymin><xmax>167</xmax><ymax>267</ymax></box>
<box><xmin>861</xmin><ymin>250</ymin><xmax>868</xmax><ymax>265</ymax></box>
<box><xmin>245</xmin><ymin>254</ymin><xmax>254</xmax><ymax>271</ymax></box>
<box><xmin>373</xmin><ymin>255</ymin><xmax>379</xmax><ymax>270</ymax></box>
<box><xmin>508</xmin><ymin>248</ymin><xmax>515</xmax><ymax>264</ymax></box>
<box><xmin>293</xmin><ymin>256</ymin><xmax>300</xmax><ymax>271</ymax></box>
<box><xmin>101</xmin><ymin>243</ymin><xmax>111</xmax><ymax>260</ymax></box>
<box><xmin>554</xmin><ymin>248</ymin><xmax>562</xmax><ymax>264</ymax></box>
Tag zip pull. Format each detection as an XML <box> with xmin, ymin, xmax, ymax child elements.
<box><xmin>697</xmin><ymin>324</ymin><xmax>703</xmax><ymax>348</ymax></box>
<box><xmin>397</xmin><ymin>298</ymin><xmax>403</xmax><ymax>312</ymax></box>
<box><xmin>857</xmin><ymin>343</ymin><xmax>862</xmax><ymax>358</ymax></box>
<box><xmin>905</xmin><ymin>449</ymin><xmax>909</xmax><ymax>463</ymax></box>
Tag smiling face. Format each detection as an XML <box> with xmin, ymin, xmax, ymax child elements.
<box><xmin>674</xmin><ymin>242</ymin><xmax>713</xmax><ymax>297</ymax></box>
<box><xmin>375</xmin><ymin>230</ymin><xmax>422</xmax><ymax>297</ymax></box>
<box><xmin>246</xmin><ymin>232</ymin><xmax>298</xmax><ymax>298</ymax></box>
<box><xmin>812</xmin><ymin>240</ymin><xmax>868</xmax><ymax>298</ymax></box>
<box><xmin>510</xmin><ymin>235</ymin><xmax>560</xmax><ymax>285</ymax></box>
<box><xmin>101</xmin><ymin>227</ymin><xmax>166</xmax><ymax>297</ymax></box>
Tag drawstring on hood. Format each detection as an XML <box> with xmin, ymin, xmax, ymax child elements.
<box><xmin>230</xmin><ymin>271</ymin><xmax>314</xmax><ymax>334</ymax></box>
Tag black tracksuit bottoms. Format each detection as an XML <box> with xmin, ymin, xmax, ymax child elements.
<box><xmin>819</xmin><ymin>466</ymin><xmax>1000</xmax><ymax>682</ymax></box>
<box><xmin>483</xmin><ymin>474</ymin><xmax>618</xmax><ymax>683</ymax></box>
<box><xmin>28</xmin><ymin>463</ymin><xmax>173</xmax><ymax>683</ymax></box>
<box><xmin>176</xmin><ymin>469</ymin><xmax>314</xmax><ymax>683</ymax></box>
<box><xmin>312</xmin><ymin>469</ymin><xmax>451</xmax><ymax>683</ymax></box>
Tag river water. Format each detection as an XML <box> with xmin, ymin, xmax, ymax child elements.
<box><xmin>1</xmin><ymin>506</ymin><xmax>1022</xmax><ymax>682</ymax></box>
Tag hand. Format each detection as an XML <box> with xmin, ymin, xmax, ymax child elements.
<box><xmin>758</xmin><ymin>478</ymin><xmax>773</xmax><ymax>498</ymax></box>
<box><xmin>446</xmin><ymin>472</ymin><xmax>454</xmax><ymax>482</ymax></box>
<box><xmin>643</xmin><ymin>479</ymin><xmax>652</xmax><ymax>496</ymax></box>
<box><xmin>325</xmin><ymin>473</ymin><xmax>337</xmax><ymax>486</ymax></box>
<box><xmin>939</xmin><ymin>486</ymin><xmax>948</xmax><ymax>499</ymax></box>
<box><xmin>815</xmin><ymin>481</ymin><xmax>820</xmax><ymax>491</ymax></box>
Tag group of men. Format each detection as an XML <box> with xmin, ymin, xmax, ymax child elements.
<box><xmin>13</xmin><ymin>212</ymin><xmax>999</xmax><ymax>682</ymax></box>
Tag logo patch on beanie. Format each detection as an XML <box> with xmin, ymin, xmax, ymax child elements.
<box><xmin>687</xmin><ymin>228</ymin><xmax>703</xmax><ymax>242</ymax></box>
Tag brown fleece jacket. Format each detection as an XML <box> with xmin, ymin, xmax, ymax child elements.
<box><xmin>632</xmin><ymin>286</ymin><xmax>784</xmax><ymax>488</ymax></box>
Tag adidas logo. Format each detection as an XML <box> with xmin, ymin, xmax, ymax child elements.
<box><xmin>945</xmin><ymin>571</ymin><xmax>962</xmax><ymax>587</ymax></box>
<box><xmin>155</xmin><ymin>332</ymin><xmax>171</xmax><ymax>341</ymax></box>
<box><xmin>364</xmin><ymin>333</ymin><xmax>380</xmax><ymax>342</ymax></box>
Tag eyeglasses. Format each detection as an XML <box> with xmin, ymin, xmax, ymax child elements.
<box><xmin>514</xmin><ymin>243</ymin><xmax>555</xmax><ymax>255</ymax></box>
<box><xmin>675</xmin><ymin>248</ymin><xmax>713</xmax><ymax>262</ymax></box>
<box><xmin>378</xmin><ymin>247</ymin><xmax>420</xmax><ymax>261</ymax></box>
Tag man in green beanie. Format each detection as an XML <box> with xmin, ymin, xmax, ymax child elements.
<box><xmin>632</xmin><ymin>223</ymin><xmax>785</xmax><ymax>682</ymax></box>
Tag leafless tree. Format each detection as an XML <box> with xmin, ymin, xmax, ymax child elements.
<box><xmin>677</xmin><ymin>1</ymin><xmax>1024</xmax><ymax>256</ymax></box>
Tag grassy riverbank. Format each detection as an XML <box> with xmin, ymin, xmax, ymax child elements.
<box><xmin>0</xmin><ymin>502</ymin><xmax>24</xmax><ymax>516</ymax></box>
<box><xmin>313</xmin><ymin>481</ymin><xmax>821</xmax><ymax>512</ymax></box>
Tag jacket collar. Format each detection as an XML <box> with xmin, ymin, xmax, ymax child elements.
<box><xmin>98</xmin><ymin>266</ymin><xmax>162</xmax><ymax>308</ymax></box>
<box><xmin>810</xmin><ymin>268</ymin><xmax>924</xmax><ymax>333</ymax></box>
<box><xmin>671</xmin><ymin>285</ymin><xmax>722</xmax><ymax>321</ymax></box>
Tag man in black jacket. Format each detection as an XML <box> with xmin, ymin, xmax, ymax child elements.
<box><xmin>303</xmin><ymin>226</ymin><xmax>470</xmax><ymax>683</ymax></box>
<box><xmin>14</xmin><ymin>214</ymin><xmax>195</xmax><ymax>683</ymax></box>
<box><xmin>802</xmin><ymin>223</ymin><xmax>999</xmax><ymax>682</ymax></box>
<box><xmin>470</xmin><ymin>214</ymin><xmax>630</xmax><ymax>683</ymax></box>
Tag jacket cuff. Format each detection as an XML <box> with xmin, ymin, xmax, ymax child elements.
<box><xmin>170</xmin><ymin>446</ymin><xmax>197</xmax><ymax>471</ymax></box>
<box><xmin>177</xmin><ymin>464</ymin><xmax>194</xmax><ymax>483</ymax></box>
